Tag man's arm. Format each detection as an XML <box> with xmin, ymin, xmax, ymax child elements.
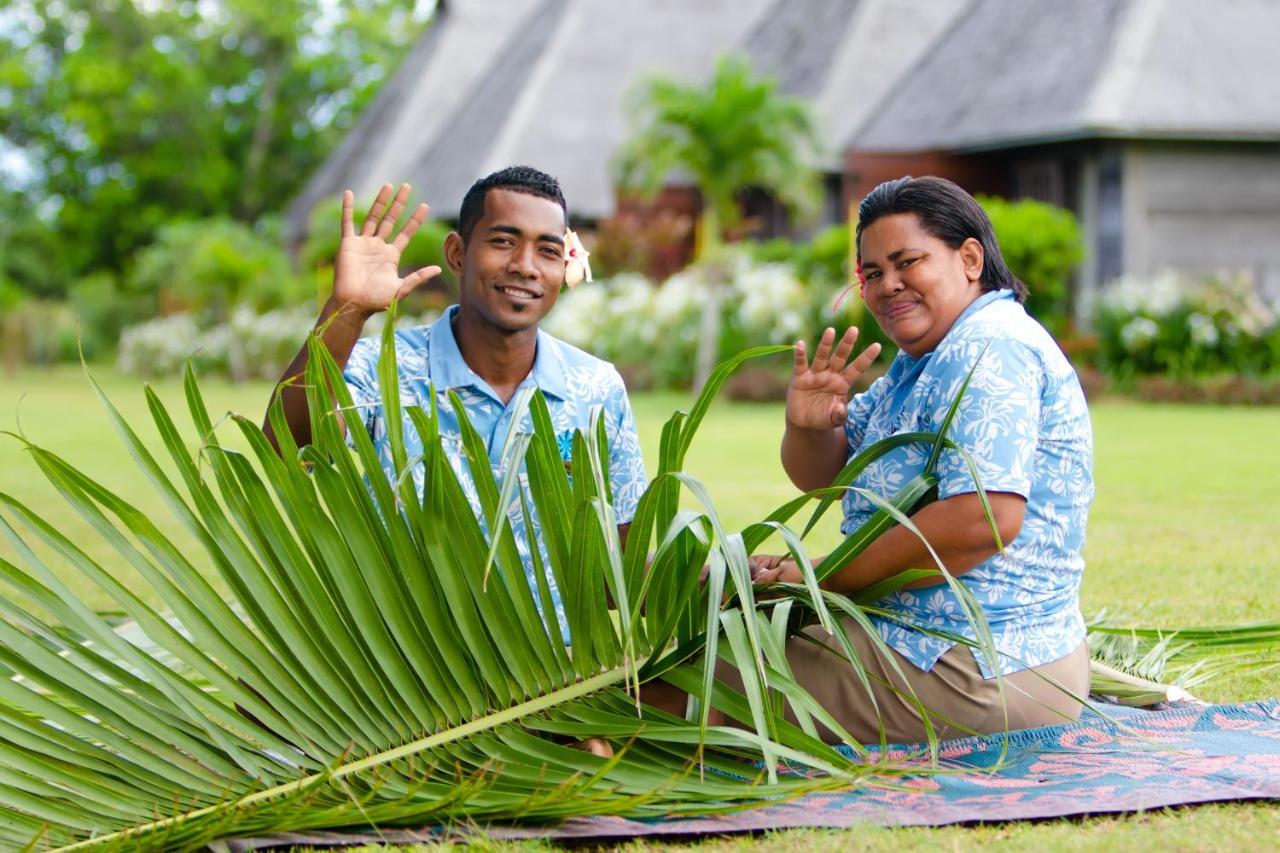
<box><xmin>263</xmin><ymin>182</ymin><xmax>440</xmax><ymax>453</ymax></box>
<box><xmin>263</xmin><ymin>298</ymin><xmax>371</xmax><ymax>452</ymax></box>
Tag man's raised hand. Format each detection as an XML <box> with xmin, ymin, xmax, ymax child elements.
<box><xmin>333</xmin><ymin>183</ymin><xmax>441</xmax><ymax>317</ymax></box>
<box><xmin>785</xmin><ymin>327</ymin><xmax>881</xmax><ymax>431</ymax></box>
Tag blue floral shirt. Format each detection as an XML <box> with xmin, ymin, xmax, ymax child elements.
<box><xmin>842</xmin><ymin>290</ymin><xmax>1094</xmax><ymax>677</ymax></box>
<box><xmin>343</xmin><ymin>306</ymin><xmax>648</xmax><ymax>637</ymax></box>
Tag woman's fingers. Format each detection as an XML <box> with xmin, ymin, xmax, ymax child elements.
<box><xmin>830</xmin><ymin>399</ymin><xmax>848</xmax><ymax>427</ymax></box>
<box><xmin>376</xmin><ymin>183</ymin><xmax>411</xmax><ymax>239</ymax></box>
<box><xmin>809</xmin><ymin>327</ymin><xmax>837</xmax><ymax>373</ymax></box>
<box><xmin>749</xmin><ymin>554</ymin><xmax>783</xmax><ymax>580</ymax></box>
<box><xmin>792</xmin><ymin>339</ymin><xmax>809</xmax><ymax>376</ymax></box>
<box><xmin>361</xmin><ymin>183</ymin><xmax>394</xmax><ymax>236</ymax></box>
<box><xmin>828</xmin><ymin>326</ymin><xmax>860</xmax><ymax>371</ymax></box>
<box><xmin>842</xmin><ymin>342</ymin><xmax>883</xmax><ymax>382</ymax></box>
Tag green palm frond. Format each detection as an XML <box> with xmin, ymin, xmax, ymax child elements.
<box><xmin>1088</xmin><ymin>616</ymin><xmax>1280</xmax><ymax>703</ymax></box>
<box><xmin>0</xmin><ymin>320</ymin><xmax>1005</xmax><ymax>850</ymax></box>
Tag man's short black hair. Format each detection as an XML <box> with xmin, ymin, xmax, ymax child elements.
<box><xmin>457</xmin><ymin>165</ymin><xmax>567</xmax><ymax>243</ymax></box>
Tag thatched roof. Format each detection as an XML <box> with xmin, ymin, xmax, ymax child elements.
<box><xmin>852</xmin><ymin>0</ymin><xmax>1280</xmax><ymax>153</ymax></box>
<box><xmin>285</xmin><ymin>0</ymin><xmax>963</xmax><ymax>239</ymax></box>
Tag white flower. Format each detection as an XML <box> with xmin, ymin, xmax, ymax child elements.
<box><xmin>1187</xmin><ymin>312</ymin><xmax>1219</xmax><ymax>348</ymax></box>
<box><xmin>563</xmin><ymin>229</ymin><xmax>592</xmax><ymax>288</ymax></box>
<box><xmin>1101</xmin><ymin>270</ymin><xmax>1185</xmax><ymax>316</ymax></box>
<box><xmin>1119</xmin><ymin>316</ymin><xmax>1159</xmax><ymax>351</ymax></box>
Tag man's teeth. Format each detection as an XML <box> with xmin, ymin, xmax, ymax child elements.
<box><xmin>499</xmin><ymin>286</ymin><xmax>538</xmax><ymax>299</ymax></box>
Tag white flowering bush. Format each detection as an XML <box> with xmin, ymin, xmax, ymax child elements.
<box><xmin>117</xmin><ymin>314</ymin><xmax>210</xmax><ymax>378</ymax></box>
<box><xmin>117</xmin><ymin>304</ymin><xmax>440</xmax><ymax>381</ymax></box>
<box><xmin>1095</xmin><ymin>271</ymin><xmax>1280</xmax><ymax>380</ymax></box>
<box><xmin>545</xmin><ymin>252</ymin><xmax>834</xmax><ymax>387</ymax></box>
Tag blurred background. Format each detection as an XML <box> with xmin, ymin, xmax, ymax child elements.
<box><xmin>2</xmin><ymin>0</ymin><xmax>1279</xmax><ymax>402</ymax></box>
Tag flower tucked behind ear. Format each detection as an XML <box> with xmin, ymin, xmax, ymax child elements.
<box><xmin>563</xmin><ymin>229</ymin><xmax>592</xmax><ymax>288</ymax></box>
<box><xmin>832</xmin><ymin>258</ymin><xmax>867</xmax><ymax>311</ymax></box>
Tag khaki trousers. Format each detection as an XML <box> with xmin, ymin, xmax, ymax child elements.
<box><xmin>716</xmin><ymin>617</ymin><xmax>1090</xmax><ymax>744</ymax></box>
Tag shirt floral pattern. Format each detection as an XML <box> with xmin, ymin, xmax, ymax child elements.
<box><xmin>343</xmin><ymin>306</ymin><xmax>648</xmax><ymax>639</ymax></box>
<box><xmin>842</xmin><ymin>290</ymin><xmax>1094</xmax><ymax>677</ymax></box>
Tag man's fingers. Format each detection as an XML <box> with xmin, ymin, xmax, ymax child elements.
<box><xmin>361</xmin><ymin>183</ymin><xmax>394</xmax><ymax>236</ymax></box>
<box><xmin>829</xmin><ymin>326</ymin><xmax>859</xmax><ymax>371</ymax></box>
<box><xmin>809</xmin><ymin>327</ymin><xmax>836</xmax><ymax>373</ymax></box>
<box><xmin>340</xmin><ymin>190</ymin><xmax>355</xmax><ymax>238</ymax></box>
<box><xmin>842</xmin><ymin>342</ymin><xmax>883</xmax><ymax>382</ymax></box>
<box><xmin>395</xmin><ymin>265</ymin><xmax>441</xmax><ymax>301</ymax></box>
<box><xmin>392</xmin><ymin>202</ymin><xmax>430</xmax><ymax>251</ymax></box>
<box><xmin>376</xmin><ymin>183</ymin><xmax>411</xmax><ymax>239</ymax></box>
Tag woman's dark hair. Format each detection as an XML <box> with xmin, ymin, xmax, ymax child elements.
<box><xmin>855</xmin><ymin>176</ymin><xmax>1028</xmax><ymax>303</ymax></box>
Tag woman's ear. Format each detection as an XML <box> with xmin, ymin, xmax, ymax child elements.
<box><xmin>960</xmin><ymin>237</ymin><xmax>984</xmax><ymax>284</ymax></box>
<box><xmin>444</xmin><ymin>231</ymin><xmax>466</xmax><ymax>277</ymax></box>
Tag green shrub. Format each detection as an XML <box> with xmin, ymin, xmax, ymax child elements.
<box><xmin>129</xmin><ymin>218</ymin><xmax>309</xmax><ymax>322</ymax></box>
<box><xmin>1094</xmin><ymin>272</ymin><xmax>1278</xmax><ymax>382</ymax></box>
<box><xmin>978</xmin><ymin>195</ymin><xmax>1083</xmax><ymax>335</ymax></box>
<box><xmin>544</xmin><ymin>249</ymin><xmax>888</xmax><ymax>389</ymax></box>
<box><xmin>749</xmin><ymin>225</ymin><xmax>894</xmax><ymax>356</ymax></box>
<box><xmin>67</xmin><ymin>272</ymin><xmax>154</xmax><ymax>360</ymax></box>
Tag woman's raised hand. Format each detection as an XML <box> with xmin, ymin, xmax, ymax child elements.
<box><xmin>333</xmin><ymin>182</ymin><xmax>441</xmax><ymax>316</ymax></box>
<box><xmin>785</xmin><ymin>327</ymin><xmax>881</xmax><ymax>431</ymax></box>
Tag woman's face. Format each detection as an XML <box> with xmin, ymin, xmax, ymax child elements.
<box><xmin>859</xmin><ymin>213</ymin><xmax>985</xmax><ymax>359</ymax></box>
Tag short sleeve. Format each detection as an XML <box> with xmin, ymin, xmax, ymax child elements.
<box><xmin>342</xmin><ymin>336</ymin><xmax>382</xmax><ymax>441</ymax></box>
<box><xmin>933</xmin><ymin>338</ymin><xmax>1043</xmax><ymax>500</ymax></box>
<box><xmin>845</xmin><ymin>373</ymin><xmax>890</xmax><ymax>452</ymax></box>
<box><xmin>603</xmin><ymin>369</ymin><xmax>648</xmax><ymax>524</ymax></box>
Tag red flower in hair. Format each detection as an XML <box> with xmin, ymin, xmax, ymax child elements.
<box><xmin>832</xmin><ymin>257</ymin><xmax>867</xmax><ymax>312</ymax></box>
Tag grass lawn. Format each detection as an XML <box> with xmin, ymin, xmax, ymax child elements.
<box><xmin>1</xmin><ymin>365</ymin><xmax>1278</xmax><ymax>849</ymax></box>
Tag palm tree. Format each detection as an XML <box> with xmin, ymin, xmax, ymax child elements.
<box><xmin>0</xmin><ymin>316</ymin><xmax>1015</xmax><ymax>849</ymax></box>
<box><xmin>617</xmin><ymin>55</ymin><xmax>822</xmax><ymax>389</ymax></box>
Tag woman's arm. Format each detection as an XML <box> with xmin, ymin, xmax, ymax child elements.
<box><xmin>753</xmin><ymin>491</ymin><xmax>1026</xmax><ymax>593</ymax></box>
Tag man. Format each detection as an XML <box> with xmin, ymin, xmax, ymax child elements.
<box><xmin>265</xmin><ymin>166</ymin><xmax>647</xmax><ymax>643</ymax></box>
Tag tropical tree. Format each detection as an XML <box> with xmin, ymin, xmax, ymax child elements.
<box><xmin>617</xmin><ymin>55</ymin><xmax>822</xmax><ymax>389</ymax></box>
<box><xmin>0</xmin><ymin>315</ymin><xmax>1021</xmax><ymax>849</ymax></box>
<box><xmin>0</xmin><ymin>0</ymin><xmax>430</xmax><ymax>286</ymax></box>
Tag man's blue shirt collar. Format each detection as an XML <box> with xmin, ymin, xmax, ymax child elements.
<box><xmin>427</xmin><ymin>305</ymin><xmax>569</xmax><ymax>404</ymax></box>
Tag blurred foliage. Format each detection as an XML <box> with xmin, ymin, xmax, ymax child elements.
<box><xmin>752</xmin><ymin>223</ymin><xmax>848</xmax><ymax>287</ymax></box>
<box><xmin>0</xmin><ymin>189</ymin><xmax>69</xmax><ymax>298</ymax></box>
<box><xmin>128</xmin><ymin>218</ymin><xmax>309</xmax><ymax>321</ymax></box>
<box><xmin>1094</xmin><ymin>272</ymin><xmax>1279</xmax><ymax>381</ymax></box>
<box><xmin>0</xmin><ymin>0</ymin><xmax>431</xmax><ymax>289</ymax></box>
<box><xmin>544</xmin><ymin>250</ymin><xmax>878</xmax><ymax>390</ymax></box>
<box><xmin>67</xmin><ymin>270</ymin><xmax>154</xmax><ymax>359</ymax></box>
<box><xmin>749</xmin><ymin>224</ymin><xmax>895</xmax><ymax>356</ymax></box>
<box><xmin>978</xmin><ymin>195</ymin><xmax>1084</xmax><ymax>335</ymax></box>
<box><xmin>589</xmin><ymin>208</ymin><xmax>693</xmax><ymax>280</ymax></box>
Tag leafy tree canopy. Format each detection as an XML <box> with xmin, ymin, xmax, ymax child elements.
<box><xmin>0</xmin><ymin>0</ymin><xmax>431</xmax><ymax>292</ymax></box>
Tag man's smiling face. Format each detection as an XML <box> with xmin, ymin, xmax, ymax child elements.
<box><xmin>449</xmin><ymin>188</ymin><xmax>567</xmax><ymax>334</ymax></box>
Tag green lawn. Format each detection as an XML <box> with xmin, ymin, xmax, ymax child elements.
<box><xmin>1</xmin><ymin>365</ymin><xmax>1278</xmax><ymax>848</ymax></box>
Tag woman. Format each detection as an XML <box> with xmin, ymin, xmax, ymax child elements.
<box><xmin>745</xmin><ymin>176</ymin><xmax>1094</xmax><ymax>743</ymax></box>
